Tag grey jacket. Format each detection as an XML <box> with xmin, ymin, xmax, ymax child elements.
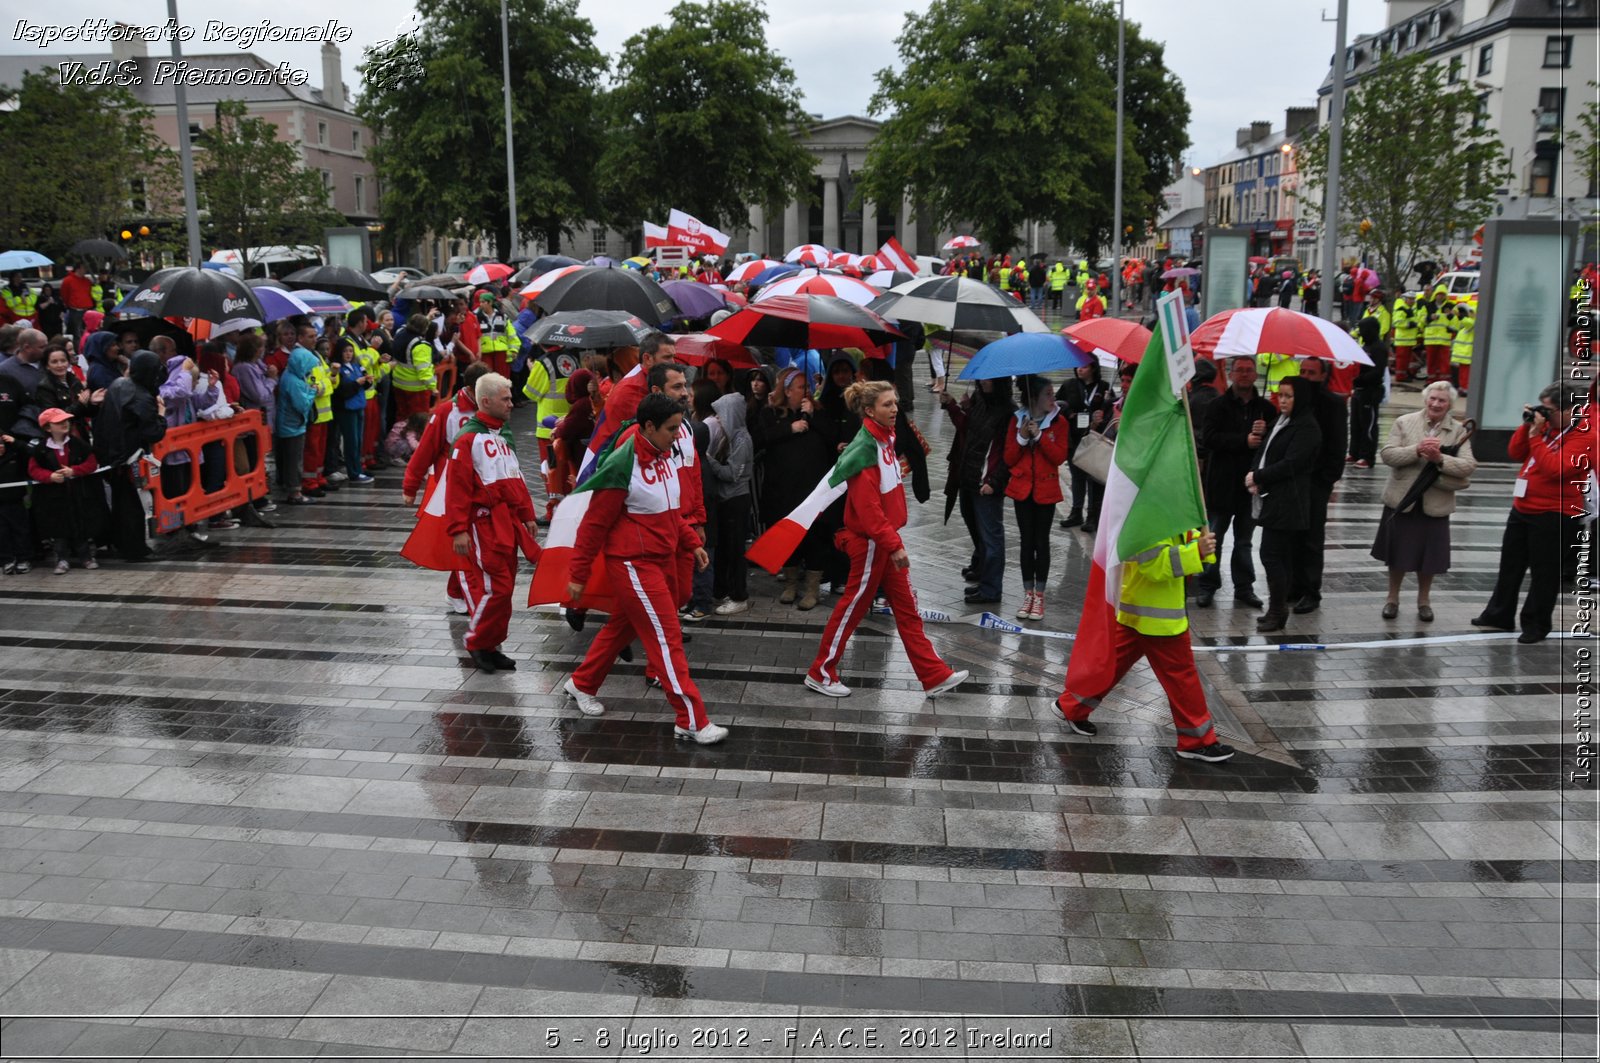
<box><xmin>707</xmin><ymin>392</ymin><xmax>753</xmax><ymax>501</ymax></box>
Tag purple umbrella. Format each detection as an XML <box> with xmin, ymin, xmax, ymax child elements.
<box><xmin>1161</xmin><ymin>267</ymin><xmax>1200</xmax><ymax>279</ymax></box>
<box><xmin>660</xmin><ymin>280</ymin><xmax>730</xmax><ymax>319</ymax></box>
<box><xmin>252</xmin><ymin>286</ymin><xmax>314</xmax><ymax>322</ymax></box>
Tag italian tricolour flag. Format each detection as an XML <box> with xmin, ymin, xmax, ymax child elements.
<box><xmin>1067</xmin><ymin>292</ymin><xmax>1209</xmax><ymax>691</ymax></box>
<box><xmin>526</xmin><ymin>436</ymin><xmax>640</xmax><ymax>611</ymax></box>
<box><xmin>745</xmin><ymin>426</ymin><xmax>881</xmax><ymax>574</ymax></box>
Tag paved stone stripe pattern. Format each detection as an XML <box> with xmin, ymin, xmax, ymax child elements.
<box><xmin>0</xmin><ymin>361</ymin><xmax>1593</xmax><ymax>1060</ymax></box>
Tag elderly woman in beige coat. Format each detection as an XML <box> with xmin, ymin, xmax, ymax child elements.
<box><xmin>1372</xmin><ymin>381</ymin><xmax>1477</xmax><ymax>621</ymax></box>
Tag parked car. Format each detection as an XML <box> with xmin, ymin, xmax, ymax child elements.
<box><xmin>1432</xmin><ymin>270</ymin><xmax>1480</xmax><ymax>305</ymax></box>
<box><xmin>372</xmin><ymin>266</ymin><xmax>424</xmax><ymax>286</ymax></box>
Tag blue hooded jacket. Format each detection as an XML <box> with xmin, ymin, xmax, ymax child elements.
<box><xmin>274</xmin><ymin>346</ymin><xmax>318</xmax><ymax>438</ymax></box>
<box><xmin>83</xmin><ymin>332</ymin><xmax>122</xmax><ymax>393</ymax></box>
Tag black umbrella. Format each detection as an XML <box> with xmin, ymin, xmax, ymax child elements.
<box><xmin>397</xmin><ymin>285</ymin><xmax>459</xmax><ymax>302</ymax></box>
<box><xmin>281</xmin><ymin>265</ymin><xmax>388</xmax><ymax>301</ymax></box>
<box><xmin>1394</xmin><ymin>419</ymin><xmax>1476</xmax><ymax>514</ymax></box>
<box><xmin>533</xmin><ymin>266</ymin><xmax>676</xmax><ymax>324</ymax></box>
<box><xmin>416</xmin><ymin>273</ymin><xmax>470</xmax><ymax>289</ymax></box>
<box><xmin>706</xmin><ymin>294</ymin><xmax>902</xmax><ymax>349</ymax></box>
<box><xmin>524</xmin><ymin>310</ymin><xmax>653</xmax><ymax>350</ymax></box>
<box><xmin>119</xmin><ymin>315</ymin><xmax>195</xmax><ymax>358</ymax></box>
<box><xmin>68</xmin><ymin>238</ymin><xmax>127</xmax><ymax>261</ymax></box>
<box><xmin>512</xmin><ymin>255</ymin><xmax>582</xmax><ymax>287</ymax></box>
<box><xmin>867</xmin><ymin>275</ymin><xmax>1048</xmax><ymax>335</ymax></box>
<box><xmin>116</xmin><ymin>267</ymin><xmax>265</xmax><ymax>325</ymax></box>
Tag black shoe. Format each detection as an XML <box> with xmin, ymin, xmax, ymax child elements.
<box><xmin>1470</xmin><ymin>615</ymin><xmax>1513</xmax><ymax>631</ymax></box>
<box><xmin>1234</xmin><ymin>591</ymin><xmax>1263</xmax><ymax>609</ymax></box>
<box><xmin>1192</xmin><ymin>591</ymin><xmax>1214</xmax><ymax>608</ymax></box>
<box><xmin>1255</xmin><ymin>612</ymin><xmax>1286</xmax><ymax>633</ymax></box>
<box><xmin>1382</xmin><ymin>602</ymin><xmax>1399</xmax><ymax>620</ymax></box>
<box><xmin>645</xmin><ymin>676</ymin><xmax>663</xmax><ymax>689</ymax></box>
<box><xmin>1080</xmin><ymin>522</ymin><xmax>1098</xmax><ymax>534</ymax></box>
<box><xmin>963</xmin><ymin>591</ymin><xmax>1001</xmax><ymax>605</ymax></box>
<box><xmin>1291</xmin><ymin>596</ymin><xmax>1319</xmax><ymax>615</ymax></box>
<box><xmin>1176</xmin><ymin>742</ymin><xmax>1236</xmax><ymax>763</ymax></box>
<box><xmin>304</xmin><ymin>487</ymin><xmax>326</xmax><ymax>498</ymax></box>
<box><xmin>1065</xmin><ymin>718</ymin><xmax>1097</xmax><ymax>737</ymax></box>
<box><xmin>468</xmin><ymin>650</ymin><xmax>498</xmax><ymax>674</ymax></box>
<box><xmin>485</xmin><ymin>650</ymin><xmax>517</xmax><ymax>671</ymax></box>
<box><xmin>1517</xmin><ymin>630</ymin><xmax>1548</xmax><ymax>644</ymax></box>
<box><xmin>1059</xmin><ymin>512</ymin><xmax>1083</xmax><ymax>529</ymax></box>
<box><xmin>619</xmin><ymin>644</ymin><xmax>634</xmax><ymax>663</ymax></box>
<box><xmin>960</xmin><ymin>565</ymin><xmax>976</xmax><ymax>581</ymax></box>
<box><xmin>565</xmin><ymin>608</ymin><xmax>588</xmax><ymax>633</ymax></box>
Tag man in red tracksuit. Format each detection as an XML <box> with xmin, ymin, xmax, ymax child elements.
<box><xmin>615</xmin><ymin>361</ymin><xmax>703</xmax><ymax>604</ymax></box>
<box><xmin>404</xmin><ymin>363</ymin><xmax>488</xmax><ymax>614</ymax></box>
<box><xmin>445</xmin><ymin>373</ymin><xmax>539</xmax><ymax>673</ymax></box>
<box><xmin>562</xmin><ymin>393</ymin><xmax>727</xmax><ymax>745</ymax></box>
<box><xmin>579</xmin><ymin>333</ymin><xmax>678</xmax><ymax>482</ymax></box>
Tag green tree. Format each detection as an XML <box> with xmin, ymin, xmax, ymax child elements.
<box><xmin>597</xmin><ymin>0</ymin><xmax>815</xmax><ymax>243</ymax></box>
<box><xmin>359</xmin><ymin>0</ymin><xmax>606</xmax><ymax>257</ymax></box>
<box><xmin>856</xmin><ymin>0</ymin><xmax>1189</xmax><ymax>257</ymax></box>
<box><xmin>1570</xmin><ymin>82</ymin><xmax>1599</xmax><ymax>234</ymax></box>
<box><xmin>0</xmin><ymin>72</ymin><xmax>176</xmax><ymax>260</ymax></box>
<box><xmin>195</xmin><ymin>101</ymin><xmax>343</xmax><ymax>278</ymax></box>
<box><xmin>1297</xmin><ymin>52</ymin><xmax>1510</xmax><ymax>300</ymax></box>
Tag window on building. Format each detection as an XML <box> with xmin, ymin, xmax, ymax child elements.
<box><xmin>1544</xmin><ymin>35</ymin><xmax>1572</xmax><ymax>68</ymax></box>
<box><xmin>1529</xmin><ymin>153</ymin><xmax>1557</xmax><ymax>198</ymax></box>
<box><xmin>127</xmin><ymin>178</ymin><xmax>147</xmax><ymax>213</ymax></box>
<box><xmin>354</xmin><ymin>175</ymin><xmax>365</xmax><ymax>213</ymax></box>
<box><xmin>321</xmin><ymin>169</ymin><xmax>334</xmax><ymax>206</ymax></box>
<box><xmin>351</xmin><ymin>129</ymin><xmax>361</xmax><ymax>151</ymax></box>
<box><xmin>1406</xmin><ymin>23</ymin><xmax>1418</xmax><ymax>49</ymax></box>
<box><xmin>188</xmin><ymin>122</ymin><xmax>203</xmax><ymax>144</ymax></box>
<box><xmin>1428</xmin><ymin>12</ymin><xmax>1441</xmax><ymax>39</ymax></box>
<box><xmin>591</xmin><ymin>228</ymin><xmax>607</xmax><ymax>257</ymax></box>
<box><xmin>1477</xmin><ymin>44</ymin><xmax>1493</xmax><ymax>76</ymax></box>
<box><xmin>1537</xmin><ymin>88</ymin><xmax>1565</xmax><ymax>132</ymax></box>
<box><xmin>317</xmin><ymin>121</ymin><xmax>328</xmax><ymax>146</ymax></box>
<box><xmin>1447</xmin><ymin>55</ymin><xmax>1463</xmax><ymax>83</ymax></box>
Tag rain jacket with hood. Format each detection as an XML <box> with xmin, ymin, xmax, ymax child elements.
<box><xmin>159</xmin><ymin>355</ymin><xmax>220</xmax><ymax>466</ymax></box>
<box><xmin>274</xmin><ymin>347</ymin><xmax>319</xmax><ymax>439</ymax></box>
<box><xmin>551</xmin><ymin>369</ymin><xmax>596</xmax><ymax>451</ymax></box>
<box><xmin>83</xmin><ymin>332</ymin><xmax>123</xmax><ymax>393</ymax></box>
<box><xmin>93</xmin><ymin>350</ymin><xmax>165</xmax><ymax>466</ymax></box>
<box><xmin>707</xmin><ymin>392</ymin><xmax>753</xmax><ymax>503</ymax></box>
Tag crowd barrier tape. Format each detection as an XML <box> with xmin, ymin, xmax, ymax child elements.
<box><xmin>869</xmin><ymin>605</ymin><xmax>1593</xmax><ymax>653</ymax></box>
<box><xmin>142</xmin><ymin>411</ymin><xmax>269</xmax><ymax>535</ymax></box>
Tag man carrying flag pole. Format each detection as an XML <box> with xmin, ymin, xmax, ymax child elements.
<box><xmin>1056</xmin><ymin>292</ymin><xmax>1236</xmax><ymax>763</ymax></box>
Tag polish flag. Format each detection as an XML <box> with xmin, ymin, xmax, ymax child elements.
<box><xmin>527</xmin><ymin>437</ymin><xmax>637</xmax><ymax>612</ymax></box>
<box><xmin>643</xmin><ymin>221</ymin><xmax>669</xmax><ymax>248</ymax></box>
<box><xmin>746</xmin><ymin>426</ymin><xmax>881</xmax><ymax>574</ymax></box>
<box><xmin>666</xmin><ymin>208</ymin><xmax>730</xmax><ymax>255</ymax></box>
<box><xmin>400</xmin><ymin>466</ymin><xmax>468</xmax><ymax>571</ymax></box>
<box><xmin>876</xmin><ymin>236</ymin><xmax>917</xmax><ymax>275</ymax></box>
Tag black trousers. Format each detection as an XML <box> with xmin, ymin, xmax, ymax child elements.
<box><xmin>958</xmin><ymin>487</ymin><xmax>980</xmax><ymax>570</ymax></box>
<box><xmin>1349</xmin><ymin>391</ymin><xmax>1381</xmax><ymax>463</ymax></box>
<box><xmin>1480</xmin><ymin>508</ymin><xmax>1563</xmax><ymax>638</ymax></box>
<box><xmin>1066</xmin><ymin>459</ymin><xmax>1090</xmax><ymax>517</ymax></box>
<box><xmin>1198</xmin><ymin>505</ymin><xmax>1257</xmax><ymax>595</ymax></box>
<box><xmin>1013</xmin><ymin>499</ymin><xmax>1057</xmax><ymax>588</ymax></box>
<box><xmin>1291</xmin><ymin>481</ymin><xmax>1334</xmax><ymax>603</ymax></box>
<box><xmin>713</xmin><ymin>495</ymin><xmax>750</xmax><ymax>602</ymax></box>
<box><xmin>106</xmin><ymin>467</ymin><xmax>151</xmax><ymax>559</ymax></box>
<box><xmin>1259</xmin><ymin>526</ymin><xmax>1299</xmax><ymax>612</ymax></box>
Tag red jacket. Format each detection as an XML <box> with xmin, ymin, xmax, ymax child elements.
<box><xmin>842</xmin><ymin>419</ymin><xmax>909</xmax><ymax>554</ymax></box>
<box><xmin>265</xmin><ymin>347</ymin><xmax>291</xmax><ymax>376</ymax></box>
<box><xmin>571</xmin><ymin>430</ymin><xmax>699</xmax><ymax>584</ymax></box>
<box><xmin>403</xmin><ymin>387</ymin><xmax>477</xmax><ymax>497</ymax></box>
<box><xmin>617</xmin><ymin>417</ymin><xmax>706</xmax><ymax>526</ymax></box>
<box><xmin>60</xmin><ymin>272</ymin><xmax>94</xmax><ymax>311</ymax></box>
<box><xmin>1509</xmin><ymin>417</ymin><xmax>1597</xmax><ymax>517</ymax></box>
<box><xmin>443</xmin><ymin>413</ymin><xmax>535</xmax><ymax>537</ymax></box>
<box><xmin>1002</xmin><ymin>409</ymin><xmax>1070</xmax><ymax>504</ymax></box>
<box><xmin>585</xmin><ymin>363</ymin><xmax>647</xmax><ymax>464</ymax></box>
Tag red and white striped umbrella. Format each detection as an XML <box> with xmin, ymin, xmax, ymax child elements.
<box><xmin>784</xmin><ymin>243</ymin><xmax>832</xmax><ymax>266</ymax></box>
<box><xmin>1190</xmin><ymin>307</ymin><xmax>1372</xmax><ymax>365</ymax></box>
<box><xmin>725</xmin><ymin>259</ymin><xmax>782</xmax><ymax>284</ymax></box>
<box><xmin>518</xmin><ymin>263</ymin><xmax>585</xmax><ymax>303</ymax></box>
<box><xmin>464</xmin><ymin>262</ymin><xmax>513</xmax><ymax>285</ymax></box>
<box><xmin>941</xmin><ymin>235</ymin><xmax>981</xmax><ymax>251</ymax></box>
<box><xmin>752</xmin><ymin>271</ymin><xmax>882</xmax><ymax>307</ymax></box>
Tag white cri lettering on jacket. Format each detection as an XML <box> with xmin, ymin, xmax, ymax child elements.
<box><xmin>877</xmin><ymin>437</ymin><xmax>903</xmax><ymax>494</ymax></box>
<box><xmin>470</xmin><ymin>432</ymin><xmax>524</xmax><ymax>487</ymax></box>
<box><xmin>628</xmin><ymin>448</ymin><xmax>681</xmax><ymax>514</ymax></box>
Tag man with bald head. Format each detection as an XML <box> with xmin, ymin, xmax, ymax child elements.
<box><xmin>0</xmin><ymin>328</ymin><xmax>48</xmax><ymax>438</ymax></box>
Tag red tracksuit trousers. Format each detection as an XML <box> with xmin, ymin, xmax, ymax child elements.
<box><xmin>1057</xmin><ymin>624</ymin><xmax>1219</xmax><ymax>752</ymax></box>
<box><xmin>1425</xmin><ymin>344</ymin><xmax>1451</xmax><ymax>381</ymax></box>
<box><xmin>302</xmin><ymin>422</ymin><xmax>328</xmax><ymax>487</ymax></box>
<box><xmin>459</xmin><ymin>520</ymin><xmax>518</xmax><ymax>652</ymax></box>
<box><xmin>809</xmin><ymin>533</ymin><xmax>954</xmax><ymax>690</ymax></box>
<box><xmin>362</xmin><ymin>398</ymin><xmax>381</xmax><ymax>463</ymax></box>
<box><xmin>572</xmin><ymin>556</ymin><xmax>710</xmax><ymax>731</ymax></box>
<box><xmin>1393</xmin><ymin>344</ymin><xmax>1414</xmax><ymax>380</ymax></box>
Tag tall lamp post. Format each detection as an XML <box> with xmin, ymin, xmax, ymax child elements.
<box><xmin>1319</xmin><ymin>0</ymin><xmax>1349</xmax><ymax>322</ymax></box>
<box><xmin>1110</xmin><ymin>0</ymin><xmax>1126</xmax><ymax>315</ymax></box>
<box><xmin>500</xmin><ymin>0</ymin><xmax>519</xmax><ymax>260</ymax></box>
<box><xmin>167</xmin><ymin>0</ymin><xmax>202</xmax><ymax>266</ymax></box>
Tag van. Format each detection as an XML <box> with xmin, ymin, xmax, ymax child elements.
<box><xmin>1432</xmin><ymin>270</ymin><xmax>1480</xmax><ymax>304</ymax></box>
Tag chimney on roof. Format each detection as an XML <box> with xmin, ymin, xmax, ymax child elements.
<box><xmin>1250</xmin><ymin>121</ymin><xmax>1272</xmax><ymax>143</ymax></box>
<box><xmin>111</xmin><ymin>23</ymin><xmax>147</xmax><ymax>66</ymax></box>
<box><xmin>1284</xmin><ymin>107</ymin><xmax>1317</xmax><ymax>138</ymax></box>
<box><xmin>321</xmin><ymin>42</ymin><xmax>345</xmax><ymax>111</ymax></box>
<box><xmin>1236</xmin><ymin>127</ymin><xmax>1252</xmax><ymax>149</ymax></box>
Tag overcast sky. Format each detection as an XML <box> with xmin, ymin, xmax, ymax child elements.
<box><xmin>6</xmin><ymin>0</ymin><xmax>1389</xmax><ymax>166</ymax></box>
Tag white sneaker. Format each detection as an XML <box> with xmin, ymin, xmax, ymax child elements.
<box><xmin>327</xmin><ymin>470</ymin><xmax>348</xmax><ymax>483</ymax></box>
<box><xmin>447</xmin><ymin>596</ymin><xmax>468</xmax><ymax>615</ymax></box>
<box><xmin>925</xmin><ymin>669</ymin><xmax>969</xmax><ymax>697</ymax></box>
<box><xmin>563</xmin><ymin>678</ymin><xmax>605</xmax><ymax>716</ymax></box>
<box><xmin>674</xmin><ymin>722</ymin><xmax>728</xmax><ymax>745</ymax></box>
<box><xmin>714</xmin><ymin>599</ymin><xmax>749</xmax><ymax>616</ymax></box>
<box><xmin>804</xmin><ymin>674</ymin><xmax>851</xmax><ymax>698</ymax></box>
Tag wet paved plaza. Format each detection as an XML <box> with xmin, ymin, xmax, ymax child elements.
<box><xmin>0</xmin><ymin>365</ymin><xmax>1595</xmax><ymax>1060</ymax></box>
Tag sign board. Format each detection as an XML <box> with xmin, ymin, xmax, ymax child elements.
<box><xmin>1202</xmin><ymin>230</ymin><xmax>1251</xmax><ymax>321</ymax></box>
<box><xmin>1467</xmin><ymin>219</ymin><xmax>1576</xmax><ymax>460</ymax></box>
<box><xmin>325</xmin><ymin>228</ymin><xmax>370</xmax><ymax>273</ymax></box>
<box><xmin>1155</xmin><ymin>291</ymin><xmax>1194</xmax><ymax>396</ymax></box>
<box><xmin>653</xmin><ymin>246</ymin><xmax>691</xmax><ymax>268</ymax></box>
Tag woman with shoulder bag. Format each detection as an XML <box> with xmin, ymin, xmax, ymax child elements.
<box><xmin>1004</xmin><ymin>375</ymin><xmax>1070</xmax><ymax>620</ymax></box>
<box><xmin>1056</xmin><ymin>363</ymin><xmax>1112</xmax><ymax>528</ymax></box>
<box><xmin>1246</xmin><ymin>376</ymin><xmax>1321</xmax><ymax>632</ymax></box>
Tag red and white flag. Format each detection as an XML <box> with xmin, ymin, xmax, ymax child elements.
<box><xmin>400</xmin><ymin>467</ymin><xmax>467</xmax><ymax>572</ymax></box>
<box><xmin>642</xmin><ymin>221</ymin><xmax>669</xmax><ymax>248</ymax></box>
<box><xmin>876</xmin><ymin>236</ymin><xmax>917</xmax><ymax>275</ymax></box>
<box><xmin>666</xmin><ymin>209</ymin><xmax>730</xmax><ymax>255</ymax></box>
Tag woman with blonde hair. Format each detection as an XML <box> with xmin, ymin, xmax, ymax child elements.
<box><xmin>1372</xmin><ymin>380</ymin><xmax>1476</xmax><ymax>621</ymax></box>
<box><xmin>803</xmin><ymin>379</ymin><xmax>968</xmax><ymax>699</ymax></box>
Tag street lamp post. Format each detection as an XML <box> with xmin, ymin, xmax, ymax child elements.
<box><xmin>500</xmin><ymin>0</ymin><xmax>519</xmax><ymax>261</ymax></box>
<box><xmin>1110</xmin><ymin>0</ymin><xmax>1125</xmax><ymax>315</ymax></box>
<box><xmin>167</xmin><ymin>0</ymin><xmax>202</xmax><ymax>267</ymax></box>
<box><xmin>1319</xmin><ymin>0</ymin><xmax>1349</xmax><ymax>322</ymax></box>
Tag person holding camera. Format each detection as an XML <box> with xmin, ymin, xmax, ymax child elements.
<box><xmin>1473</xmin><ymin>381</ymin><xmax>1594</xmax><ymax>644</ymax></box>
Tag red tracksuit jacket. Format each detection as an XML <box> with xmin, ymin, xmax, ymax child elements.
<box><xmin>616</xmin><ymin>418</ymin><xmax>706</xmax><ymax>527</ymax></box>
<box><xmin>571</xmin><ymin>432</ymin><xmax>700</xmax><ymax>585</ymax></box>
<box><xmin>842</xmin><ymin>419</ymin><xmax>909</xmax><ymax>554</ymax></box>
<box><xmin>1509</xmin><ymin>418</ymin><xmax>1598</xmax><ymax>517</ymax></box>
<box><xmin>403</xmin><ymin>387</ymin><xmax>478</xmax><ymax>498</ymax></box>
<box><xmin>444</xmin><ymin>414</ymin><xmax>536</xmax><ymax>539</ymax></box>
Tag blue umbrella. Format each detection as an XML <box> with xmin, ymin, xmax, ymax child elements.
<box><xmin>0</xmin><ymin>250</ymin><xmax>52</xmax><ymax>271</ymax></box>
<box><xmin>958</xmin><ymin>332</ymin><xmax>1092</xmax><ymax>380</ymax></box>
<box><xmin>749</xmin><ymin>262</ymin><xmax>800</xmax><ymax>289</ymax></box>
<box><xmin>660</xmin><ymin>279</ymin><xmax>729</xmax><ymax>319</ymax></box>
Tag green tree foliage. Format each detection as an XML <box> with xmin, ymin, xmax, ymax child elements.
<box><xmin>358</xmin><ymin>0</ymin><xmax>606</xmax><ymax>257</ymax></box>
<box><xmin>857</xmin><ymin>0</ymin><xmax>1189</xmax><ymax>256</ymax></box>
<box><xmin>195</xmin><ymin>101</ymin><xmax>343</xmax><ymax>278</ymax></box>
<box><xmin>598</xmin><ymin>1</ymin><xmax>816</xmax><ymax>242</ymax></box>
<box><xmin>1297</xmin><ymin>52</ymin><xmax>1510</xmax><ymax>298</ymax></box>
<box><xmin>0</xmin><ymin>72</ymin><xmax>176</xmax><ymax>259</ymax></box>
<box><xmin>1570</xmin><ymin>82</ymin><xmax>1598</xmax><ymax>235</ymax></box>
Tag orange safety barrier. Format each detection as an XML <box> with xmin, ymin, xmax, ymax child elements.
<box><xmin>142</xmin><ymin>411</ymin><xmax>270</xmax><ymax>534</ymax></box>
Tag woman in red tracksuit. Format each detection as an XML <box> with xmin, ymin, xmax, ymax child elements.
<box><xmin>805</xmin><ymin>380</ymin><xmax>970</xmax><ymax>699</ymax></box>
<box><xmin>563</xmin><ymin>393</ymin><xmax>727</xmax><ymax>745</ymax></box>
<box><xmin>1004</xmin><ymin>375</ymin><xmax>1071</xmax><ymax>621</ymax></box>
